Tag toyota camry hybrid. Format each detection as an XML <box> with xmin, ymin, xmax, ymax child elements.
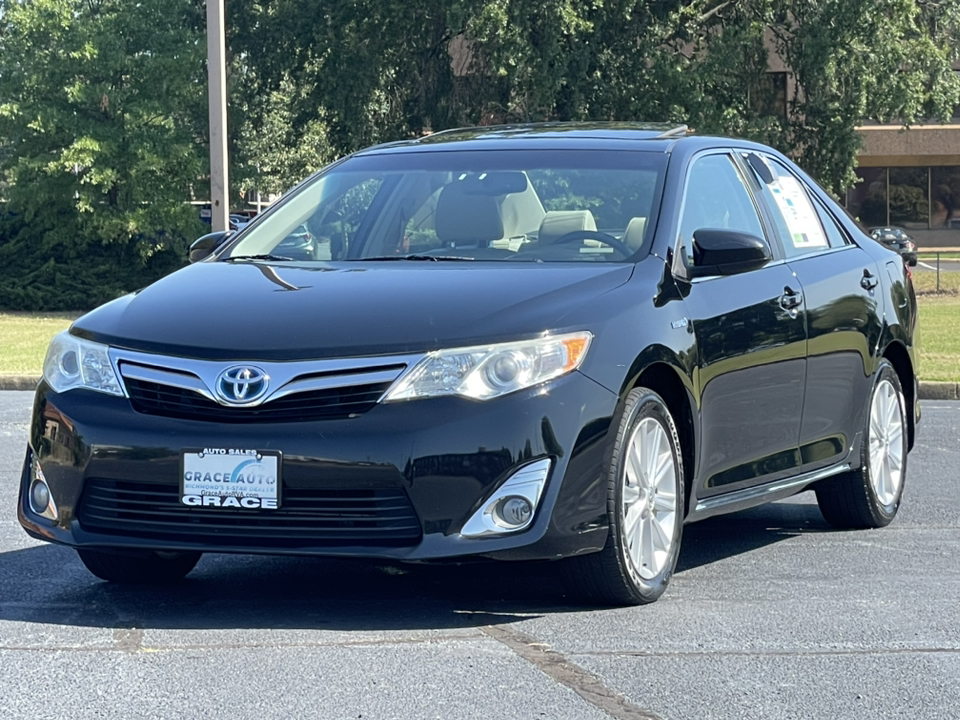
<box><xmin>18</xmin><ymin>123</ymin><xmax>920</xmax><ymax>605</ymax></box>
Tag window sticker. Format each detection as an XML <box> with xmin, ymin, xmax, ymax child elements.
<box><xmin>769</xmin><ymin>175</ymin><xmax>828</xmax><ymax>249</ymax></box>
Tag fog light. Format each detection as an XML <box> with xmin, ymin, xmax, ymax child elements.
<box><xmin>30</xmin><ymin>480</ymin><xmax>50</xmax><ymax>513</ymax></box>
<box><xmin>28</xmin><ymin>459</ymin><xmax>59</xmax><ymax>521</ymax></box>
<box><xmin>460</xmin><ymin>458</ymin><xmax>551</xmax><ymax>538</ymax></box>
<box><xmin>496</xmin><ymin>496</ymin><xmax>532</xmax><ymax>528</ymax></box>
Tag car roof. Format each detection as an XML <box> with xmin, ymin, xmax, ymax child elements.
<box><xmin>353</xmin><ymin>122</ymin><xmax>780</xmax><ymax>157</ymax></box>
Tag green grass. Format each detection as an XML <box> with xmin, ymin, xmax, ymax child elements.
<box><xmin>0</xmin><ymin>312</ymin><xmax>76</xmax><ymax>376</ymax></box>
<box><xmin>918</xmin><ymin>252</ymin><xmax>960</xmax><ymax>259</ymax></box>
<box><xmin>0</xmin><ymin>296</ymin><xmax>957</xmax><ymax>382</ymax></box>
<box><xmin>912</xmin><ymin>267</ymin><xmax>960</xmax><ymax>295</ymax></box>
<box><xmin>917</xmin><ymin>295</ymin><xmax>960</xmax><ymax>382</ymax></box>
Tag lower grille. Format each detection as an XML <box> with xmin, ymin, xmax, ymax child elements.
<box><xmin>77</xmin><ymin>478</ymin><xmax>422</xmax><ymax>547</ymax></box>
<box><xmin>124</xmin><ymin>377</ymin><xmax>391</xmax><ymax>423</ymax></box>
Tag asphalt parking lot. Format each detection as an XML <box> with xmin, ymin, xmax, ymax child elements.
<box><xmin>916</xmin><ymin>257</ymin><xmax>960</xmax><ymax>273</ymax></box>
<box><xmin>1</xmin><ymin>391</ymin><xmax>958</xmax><ymax>720</ymax></box>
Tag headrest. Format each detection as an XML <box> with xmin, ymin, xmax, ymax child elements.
<box><xmin>538</xmin><ymin>210</ymin><xmax>597</xmax><ymax>246</ymax></box>
<box><xmin>434</xmin><ymin>182</ymin><xmax>504</xmax><ymax>246</ymax></box>
<box><xmin>622</xmin><ymin>217</ymin><xmax>647</xmax><ymax>251</ymax></box>
<box><xmin>499</xmin><ymin>175</ymin><xmax>545</xmax><ymax>239</ymax></box>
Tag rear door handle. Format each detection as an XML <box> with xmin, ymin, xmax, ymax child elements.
<box><xmin>861</xmin><ymin>269</ymin><xmax>879</xmax><ymax>290</ymax></box>
<box><xmin>780</xmin><ymin>286</ymin><xmax>803</xmax><ymax>311</ymax></box>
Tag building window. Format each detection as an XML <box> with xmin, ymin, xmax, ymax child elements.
<box><xmin>888</xmin><ymin>167</ymin><xmax>929</xmax><ymax>230</ymax></box>
<box><xmin>932</xmin><ymin>167</ymin><xmax>960</xmax><ymax>229</ymax></box>
<box><xmin>846</xmin><ymin>167</ymin><xmax>887</xmax><ymax>227</ymax></box>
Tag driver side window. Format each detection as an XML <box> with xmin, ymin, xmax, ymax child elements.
<box><xmin>679</xmin><ymin>154</ymin><xmax>767</xmax><ymax>265</ymax></box>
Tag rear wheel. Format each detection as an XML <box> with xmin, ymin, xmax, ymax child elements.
<box><xmin>816</xmin><ymin>360</ymin><xmax>907</xmax><ymax>528</ymax></box>
<box><xmin>77</xmin><ymin>548</ymin><xmax>202</xmax><ymax>584</ymax></box>
<box><xmin>560</xmin><ymin>387</ymin><xmax>684</xmax><ymax>605</ymax></box>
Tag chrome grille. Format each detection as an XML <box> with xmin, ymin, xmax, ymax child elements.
<box><xmin>123</xmin><ymin>376</ymin><xmax>392</xmax><ymax>422</ymax></box>
<box><xmin>110</xmin><ymin>349</ymin><xmax>419</xmax><ymax>424</ymax></box>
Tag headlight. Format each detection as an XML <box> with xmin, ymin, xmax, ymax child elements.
<box><xmin>42</xmin><ymin>331</ymin><xmax>123</xmax><ymax>396</ymax></box>
<box><xmin>383</xmin><ymin>331</ymin><xmax>592</xmax><ymax>402</ymax></box>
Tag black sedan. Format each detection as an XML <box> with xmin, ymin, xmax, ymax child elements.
<box><xmin>19</xmin><ymin>123</ymin><xmax>920</xmax><ymax>605</ymax></box>
<box><xmin>869</xmin><ymin>226</ymin><xmax>918</xmax><ymax>266</ymax></box>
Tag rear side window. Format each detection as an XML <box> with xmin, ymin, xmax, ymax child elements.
<box><xmin>810</xmin><ymin>196</ymin><xmax>852</xmax><ymax>248</ymax></box>
<box><xmin>747</xmin><ymin>156</ymin><xmax>832</xmax><ymax>258</ymax></box>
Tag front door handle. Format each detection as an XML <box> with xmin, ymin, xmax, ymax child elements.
<box><xmin>780</xmin><ymin>286</ymin><xmax>803</xmax><ymax>311</ymax></box>
<box><xmin>861</xmin><ymin>269</ymin><xmax>879</xmax><ymax>290</ymax></box>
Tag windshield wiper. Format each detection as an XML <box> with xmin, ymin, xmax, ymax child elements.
<box><xmin>361</xmin><ymin>254</ymin><xmax>475</xmax><ymax>262</ymax></box>
<box><xmin>224</xmin><ymin>254</ymin><xmax>295</xmax><ymax>262</ymax></box>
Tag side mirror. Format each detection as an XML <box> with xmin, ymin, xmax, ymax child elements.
<box><xmin>688</xmin><ymin>229</ymin><xmax>771</xmax><ymax>278</ymax></box>
<box><xmin>189</xmin><ymin>231</ymin><xmax>232</xmax><ymax>263</ymax></box>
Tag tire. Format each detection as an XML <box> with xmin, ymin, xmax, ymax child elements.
<box><xmin>560</xmin><ymin>387</ymin><xmax>684</xmax><ymax>605</ymax></box>
<box><xmin>77</xmin><ymin>548</ymin><xmax>202</xmax><ymax>584</ymax></box>
<box><xmin>816</xmin><ymin>359</ymin><xmax>907</xmax><ymax>529</ymax></box>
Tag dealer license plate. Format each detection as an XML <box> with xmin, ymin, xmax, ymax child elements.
<box><xmin>181</xmin><ymin>448</ymin><xmax>281</xmax><ymax>510</ymax></box>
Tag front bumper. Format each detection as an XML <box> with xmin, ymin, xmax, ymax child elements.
<box><xmin>19</xmin><ymin>374</ymin><xmax>618</xmax><ymax>561</ymax></box>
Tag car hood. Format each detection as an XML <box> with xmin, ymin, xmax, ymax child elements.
<box><xmin>73</xmin><ymin>261</ymin><xmax>634</xmax><ymax>360</ymax></box>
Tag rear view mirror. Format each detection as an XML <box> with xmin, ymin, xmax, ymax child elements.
<box><xmin>459</xmin><ymin>171</ymin><xmax>529</xmax><ymax>196</ymax></box>
<box><xmin>688</xmin><ymin>229</ymin><xmax>771</xmax><ymax>278</ymax></box>
<box><xmin>189</xmin><ymin>231</ymin><xmax>232</xmax><ymax>263</ymax></box>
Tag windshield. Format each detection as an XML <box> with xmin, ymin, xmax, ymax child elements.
<box><xmin>224</xmin><ymin>149</ymin><xmax>667</xmax><ymax>263</ymax></box>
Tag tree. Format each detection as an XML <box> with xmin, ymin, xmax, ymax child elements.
<box><xmin>227</xmin><ymin>0</ymin><xmax>485</xmax><ymax>193</ymax></box>
<box><xmin>2</xmin><ymin>0</ymin><xmax>958</xmax><ymax>311</ymax></box>
<box><xmin>0</xmin><ymin>0</ymin><xmax>209</xmax><ymax>306</ymax></box>
<box><xmin>228</xmin><ymin>0</ymin><xmax>960</xmax><ymax>198</ymax></box>
<box><xmin>231</xmin><ymin>74</ymin><xmax>334</xmax><ymax>198</ymax></box>
<box><xmin>763</xmin><ymin>0</ymin><xmax>960</xmax><ymax>195</ymax></box>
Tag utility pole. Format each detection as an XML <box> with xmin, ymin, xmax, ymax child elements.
<box><xmin>207</xmin><ymin>0</ymin><xmax>229</xmax><ymax>232</ymax></box>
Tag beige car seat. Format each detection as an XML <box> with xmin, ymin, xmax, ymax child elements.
<box><xmin>622</xmin><ymin>217</ymin><xmax>647</xmax><ymax>252</ymax></box>
<box><xmin>434</xmin><ymin>182</ymin><xmax>504</xmax><ymax>247</ymax></box>
<box><xmin>537</xmin><ymin>210</ymin><xmax>598</xmax><ymax>246</ymax></box>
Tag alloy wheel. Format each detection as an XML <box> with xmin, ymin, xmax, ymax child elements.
<box><xmin>622</xmin><ymin>417</ymin><xmax>679</xmax><ymax>580</ymax></box>
<box><xmin>868</xmin><ymin>378</ymin><xmax>904</xmax><ymax>507</ymax></box>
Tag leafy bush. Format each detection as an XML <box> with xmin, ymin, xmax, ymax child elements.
<box><xmin>0</xmin><ymin>210</ymin><xmax>189</xmax><ymax>312</ymax></box>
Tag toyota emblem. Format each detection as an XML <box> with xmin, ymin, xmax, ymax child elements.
<box><xmin>216</xmin><ymin>365</ymin><xmax>269</xmax><ymax>404</ymax></box>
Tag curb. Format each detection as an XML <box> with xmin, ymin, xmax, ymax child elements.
<box><xmin>2</xmin><ymin>376</ymin><xmax>959</xmax><ymax>400</ymax></box>
<box><xmin>0</xmin><ymin>376</ymin><xmax>39</xmax><ymax>391</ymax></box>
<box><xmin>918</xmin><ymin>380</ymin><xmax>960</xmax><ymax>400</ymax></box>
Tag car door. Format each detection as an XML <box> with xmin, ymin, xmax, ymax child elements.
<box><xmin>742</xmin><ymin>153</ymin><xmax>884</xmax><ymax>472</ymax></box>
<box><xmin>674</xmin><ymin>152</ymin><xmax>808</xmax><ymax>500</ymax></box>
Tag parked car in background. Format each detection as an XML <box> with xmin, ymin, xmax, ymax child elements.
<box><xmin>275</xmin><ymin>223</ymin><xmax>318</xmax><ymax>260</ymax></box>
<box><xmin>228</xmin><ymin>214</ymin><xmax>250</xmax><ymax>232</ymax></box>
<box><xmin>869</xmin><ymin>226</ymin><xmax>917</xmax><ymax>266</ymax></box>
<box><xmin>20</xmin><ymin>123</ymin><xmax>920</xmax><ymax>605</ymax></box>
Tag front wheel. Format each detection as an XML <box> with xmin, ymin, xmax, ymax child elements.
<box><xmin>816</xmin><ymin>360</ymin><xmax>907</xmax><ymax>529</ymax></box>
<box><xmin>560</xmin><ymin>387</ymin><xmax>684</xmax><ymax>605</ymax></box>
<box><xmin>77</xmin><ymin>548</ymin><xmax>202</xmax><ymax>584</ymax></box>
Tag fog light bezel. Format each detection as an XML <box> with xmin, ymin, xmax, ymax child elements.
<box><xmin>460</xmin><ymin>458</ymin><xmax>551</xmax><ymax>538</ymax></box>
<box><xmin>28</xmin><ymin>457</ymin><xmax>59</xmax><ymax>521</ymax></box>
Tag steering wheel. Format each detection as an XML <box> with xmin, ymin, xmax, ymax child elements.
<box><xmin>552</xmin><ymin>230</ymin><xmax>633</xmax><ymax>256</ymax></box>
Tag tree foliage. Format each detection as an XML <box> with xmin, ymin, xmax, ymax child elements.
<box><xmin>227</xmin><ymin>1</ymin><xmax>960</xmax><ymax>197</ymax></box>
<box><xmin>765</xmin><ymin>0</ymin><xmax>960</xmax><ymax>193</ymax></box>
<box><xmin>1</xmin><ymin>0</ymin><xmax>959</xmax><ymax>310</ymax></box>
<box><xmin>0</xmin><ymin>0</ymin><xmax>208</xmax><ymax>308</ymax></box>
